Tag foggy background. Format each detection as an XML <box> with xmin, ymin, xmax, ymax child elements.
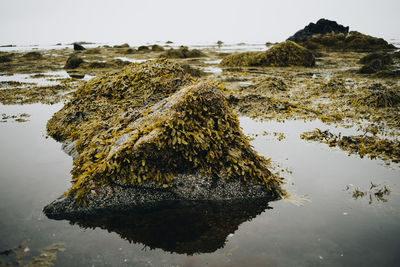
<box><xmin>1</xmin><ymin>0</ymin><xmax>399</xmax><ymax>45</ymax></box>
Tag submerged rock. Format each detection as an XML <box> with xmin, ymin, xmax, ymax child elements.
<box><xmin>45</xmin><ymin>59</ymin><xmax>281</xmax><ymax>212</ymax></box>
<box><xmin>64</xmin><ymin>54</ymin><xmax>84</xmax><ymax>69</ymax></box>
<box><xmin>220</xmin><ymin>41</ymin><xmax>315</xmax><ymax>67</ymax></box>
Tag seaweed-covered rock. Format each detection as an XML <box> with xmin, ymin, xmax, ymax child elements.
<box><xmin>160</xmin><ymin>47</ymin><xmax>206</xmax><ymax>58</ymax></box>
<box><xmin>288</xmin><ymin>19</ymin><xmax>396</xmax><ymax>51</ymax></box>
<box><xmin>137</xmin><ymin>45</ymin><xmax>150</xmax><ymax>52</ymax></box>
<box><xmin>151</xmin><ymin>44</ymin><xmax>164</xmax><ymax>52</ymax></box>
<box><xmin>74</xmin><ymin>43</ymin><xmax>86</xmax><ymax>51</ymax></box>
<box><xmin>359</xmin><ymin>52</ymin><xmax>393</xmax><ymax>74</ymax></box>
<box><xmin>288</xmin><ymin>18</ymin><xmax>349</xmax><ymax>42</ymax></box>
<box><xmin>64</xmin><ymin>54</ymin><xmax>84</xmax><ymax>69</ymax></box>
<box><xmin>46</xmin><ymin>59</ymin><xmax>281</xmax><ymax>206</ymax></box>
<box><xmin>359</xmin><ymin>52</ymin><xmax>393</xmax><ymax>65</ymax></box>
<box><xmin>22</xmin><ymin>51</ymin><xmax>42</xmax><ymax>60</ymax></box>
<box><xmin>220</xmin><ymin>41</ymin><xmax>315</xmax><ymax>67</ymax></box>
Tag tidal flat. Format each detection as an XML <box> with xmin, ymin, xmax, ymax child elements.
<box><xmin>0</xmin><ymin>39</ymin><xmax>399</xmax><ymax>266</ymax></box>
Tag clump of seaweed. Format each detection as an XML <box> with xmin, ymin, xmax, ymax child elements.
<box><xmin>64</xmin><ymin>55</ymin><xmax>84</xmax><ymax>69</ymax></box>
<box><xmin>300</xmin><ymin>128</ymin><xmax>400</xmax><ymax>164</ymax></box>
<box><xmin>358</xmin><ymin>52</ymin><xmax>393</xmax><ymax>74</ymax></box>
<box><xmin>137</xmin><ymin>45</ymin><xmax>150</xmax><ymax>52</ymax></box>
<box><xmin>180</xmin><ymin>64</ymin><xmax>205</xmax><ymax>77</ymax></box>
<box><xmin>297</xmin><ymin>31</ymin><xmax>396</xmax><ymax>52</ymax></box>
<box><xmin>160</xmin><ymin>46</ymin><xmax>206</xmax><ymax>58</ymax></box>
<box><xmin>22</xmin><ymin>51</ymin><xmax>43</xmax><ymax>60</ymax></box>
<box><xmin>0</xmin><ymin>84</ymin><xmax>72</xmax><ymax>105</ymax></box>
<box><xmin>362</xmin><ymin>87</ymin><xmax>400</xmax><ymax>108</ymax></box>
<box><xmin>151</xmin><ymin>44</ymin><xmax>165</xmax><ymax>52</ymax></box>
<box><xmin>220</xmin><ymin>41</ymin><xmax>315</xmax><ymax>67</ymax></box>
<box><xmin>346</xmin><ymin>182</ymin><xmax>391</xmax><ymax>204</ymax></box>
<box><xmin>47</xmin><ymin>59</ymin><xmax>281</xmax><ymax>204</ymax></box>
<box><xmin>0</xmin><ymin>240</ymin><xmax>65</xmax><ymax>267</ymax></box>
<box><xmin>47</xmin><ymin>59</ymin><xmax>192</xmax><ymax>141</ymax></box>
<box><xmin>114</xmin><ymin>43</ymin><xmax>130</xmax><ymax>49</ymax></box>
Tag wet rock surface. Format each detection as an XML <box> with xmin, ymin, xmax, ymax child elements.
<box><xmin>43</xmin><ymin>174</ymin><xmax>273</xmax><ymax>220</ymax></box>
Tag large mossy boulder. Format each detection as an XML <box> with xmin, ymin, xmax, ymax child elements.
<box><xmin>288</xmin><ymin>19</ymin><xmax>396</xmax><ymax>52</ymax></box>
<box><xmin>220</xmin><ymin>41</ymin><xmax>315</xmax><ymax>67</ymax></box>
<box><xmin>45</xmin><ymin>59</ymin><xmax>281</xmax><ymax>212</ymax></box>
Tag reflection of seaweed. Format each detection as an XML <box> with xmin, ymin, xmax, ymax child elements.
<box><xmin>0</xmin><ymin>241</ymin><xmax>65</xmax><ymax>267</ymax></box>
<box><xmin>67</xmin><ymin>199</ymin><xmax>271</xmax><ymax>255</ymax></box>
<box><xmin>345</xmin><ymin>182</ymin><xmax>391</xmax><ymax>204</ymax></box>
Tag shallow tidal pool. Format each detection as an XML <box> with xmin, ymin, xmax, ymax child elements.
<box><xmin>0</xmin><ymin>103</ymin><xmax>399</xmax><ymax>267</ymax></box>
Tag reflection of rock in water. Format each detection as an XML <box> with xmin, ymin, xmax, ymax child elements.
<box><xmin>65</xmin><ymin>199</ymin><xmax>271</xmax><ymax>255</ymax></box>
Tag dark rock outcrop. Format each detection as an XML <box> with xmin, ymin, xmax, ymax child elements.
<box><xmin>288</xmin><ymin>18</ymin><xmax>349</xmax><ymax>42</ymax></box>
<box><xmin>74</xmin><ymin>43</ymin><xmax>86</xmax><ymax>51</ymax></box>
<box><xmin>288</xmin><ymin>19</ymin><xmax>396</xmax><ymax>52</ymax></box>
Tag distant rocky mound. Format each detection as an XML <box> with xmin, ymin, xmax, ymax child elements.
<box><xmin>160</xmin><ymin>46</ymin><xmax>206</xmax><ymax>58</ymax></box>
<box><xmin>288</xmin><ymin>18</ymin><xmax>349</xmax><ymax>42</ymax></box>
<box><xmin>220</xmin><ymin>41</ymin><xmax>315</xmax><ymax>67</ymax></box>
<box><xmin>45</xmin><ymin>59</ymin><xmax>282</xmax><ymax>211</ymax></box>
<box><xmin>287</xmin><ymin>19</ymin><xmax>396</xmax><ymax>52</ymax></box>
<box><xmin>74</xmin><ymin>43</ymin><xmax>86</xmax><ymax>51</ymax></box>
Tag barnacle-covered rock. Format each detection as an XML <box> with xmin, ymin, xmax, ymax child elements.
<box><xmin>220</xmin><ymin>41</ymin><xmax>315</xmax><ymax>67</ymax></box>
<box><xmin>45</xmin><ymin>59</ymin><xmax>282</xmax><ymax>213</ymax></box>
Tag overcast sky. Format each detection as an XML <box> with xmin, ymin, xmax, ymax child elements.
<box><xmin>1</xmin><ymin>0</ymin><xmax>399</xmax><ymax>45</ymax></box>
